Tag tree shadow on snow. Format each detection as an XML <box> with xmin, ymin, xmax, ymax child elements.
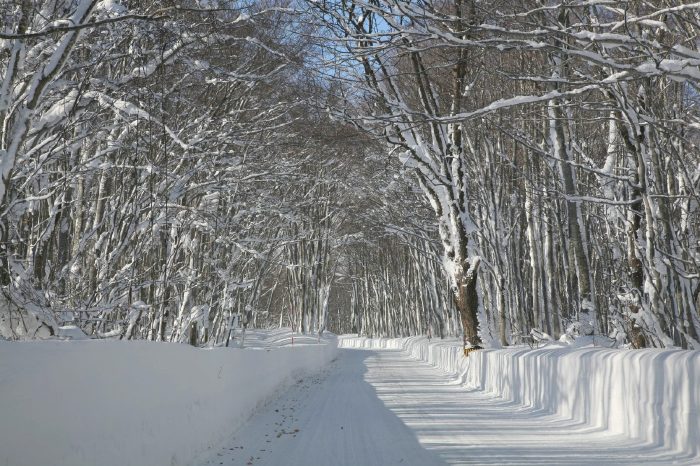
<box><xmin>360</xmin><ymin>348</ymin><xmax>697</xmax><ymax>466</ymax></box>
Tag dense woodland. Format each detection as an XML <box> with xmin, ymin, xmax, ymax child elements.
<box><xmin>1</xmin><ymin>0</ymin><xmax>699</xmax><ymax>349</ymax></box>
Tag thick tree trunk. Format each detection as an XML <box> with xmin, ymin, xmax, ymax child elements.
<box><xmin>455</xmin><ymin>258</ymin><xmax>481</xmax><ymax>346</ymax></box>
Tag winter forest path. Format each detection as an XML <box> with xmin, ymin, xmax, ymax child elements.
<box><xmin>196</xmin><ymin>348</ymin><xmax>692</xmax><ymax>466</ymax></box>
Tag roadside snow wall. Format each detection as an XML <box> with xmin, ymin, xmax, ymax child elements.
<box><xmin>0</xmin><ymin>336</ymin><xmax>337</xmax><ymax>466</ymax></box>
<box><xmin>339</xmin><ymin>336</ymin><xmax>700</xmax><ymax>460</ymax></box>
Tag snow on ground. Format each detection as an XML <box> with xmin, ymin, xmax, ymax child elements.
<box><xmin>2</xmin><ymin>332</ymin><xmax>696</xmax><ymax>466</ymax></box>
<box><xmin>340</xmin><ymin>336</ymin><xmax>700</xmax><ymax>464</ymax></box>
<box><xmin>195</xmin><ymin>349</ymin><xmax>446</xmax><ymax>466</ymax></box>
<box><xmin>198</xmin><ymin>337</ymin><xmax>698</xmax><ymax>466</ymax></box>
<box><xmin>234</xmin><ymin>328</ymin><xmax>330</xmax><ymax>348</ymax></box>
<box><xmin>0</xmin><ymin>329</ymin><xmax>337</xmax><ymax>466</ymax></box>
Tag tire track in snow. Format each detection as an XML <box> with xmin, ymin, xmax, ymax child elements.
<box><xmin>197</xmin><ymin>349</ymin><xmax>445</xmax><ymax>466</ymax></box>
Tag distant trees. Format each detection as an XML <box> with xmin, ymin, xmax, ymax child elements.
<box><xmin>0</xmin><ymin>0</ymin><xmax>449</xmax><ymax>342</ymax></box>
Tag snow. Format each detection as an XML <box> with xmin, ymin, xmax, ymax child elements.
<box><xmin>2</xmin><ymin>331</ymin><xmax>696</xmax><ymax>465</ymax></box>
<box><xmin>55</xmin><ymin>325</ymin><xmax>89</xmax><ymax>340</ymax></box>
<box><xmin>0</xmin><ymin>330</ymin><xmax>337</xmax><ymax>466</ymax></box>
<box><xmin>636</xmin><ymin>59</ymin><xmax>700</xmax><ymax>82</ymax></box>
<box><xmin>36</xmin><ymin>90</ymin><xmax>78</xmax><ymax>129</ymax></box>
<box><xmin>339</xmin><ymin>336</ymin><xmax>700</xmax><ymax>463</ymax></box>
<box><xmin>96</xmin><ymin>0</ymin><xmax>127</xmax><ymax>15</ymax></box>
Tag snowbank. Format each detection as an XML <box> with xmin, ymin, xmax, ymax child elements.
<box><xmin>0</xmin><ymin>331</ymin><xmax>337</xmax><ymax>466</ymax></box>
<box><xmin>339</xmin><ymin>335</ymin><xmax>700</xmax><ymax>460</ymax></box>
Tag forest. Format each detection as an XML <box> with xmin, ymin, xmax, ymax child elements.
<box><xmin>1</xmin><ymin>0</ymin><xmax>699</xmax><ymax>350</ymax></box>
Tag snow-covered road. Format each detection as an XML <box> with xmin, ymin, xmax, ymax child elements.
<box><xmin>197</xmin><ymin>348</ymin><xmax>694</xmax><ymax>466</ymax></box>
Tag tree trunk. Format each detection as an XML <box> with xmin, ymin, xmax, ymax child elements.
<box><xmin>455</xmin><ymin>258</ymin><xmax>481</xmax><ymax>346</ymax></box>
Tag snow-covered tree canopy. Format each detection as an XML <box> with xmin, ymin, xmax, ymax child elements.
<box><xmin>2</xmin><ymin>0</ymin><xmax>699</xmax><ymax>349</ymax></box>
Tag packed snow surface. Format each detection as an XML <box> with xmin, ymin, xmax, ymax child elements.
<box><xmin>198</xmin><ymin>336</ymin><xmax>698</xmax><ymax>466</ymax></box>
<box><xmin>0</xmin><ymin>329</ymin><xmax>337</xmax><ymax>466</ymax></box>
